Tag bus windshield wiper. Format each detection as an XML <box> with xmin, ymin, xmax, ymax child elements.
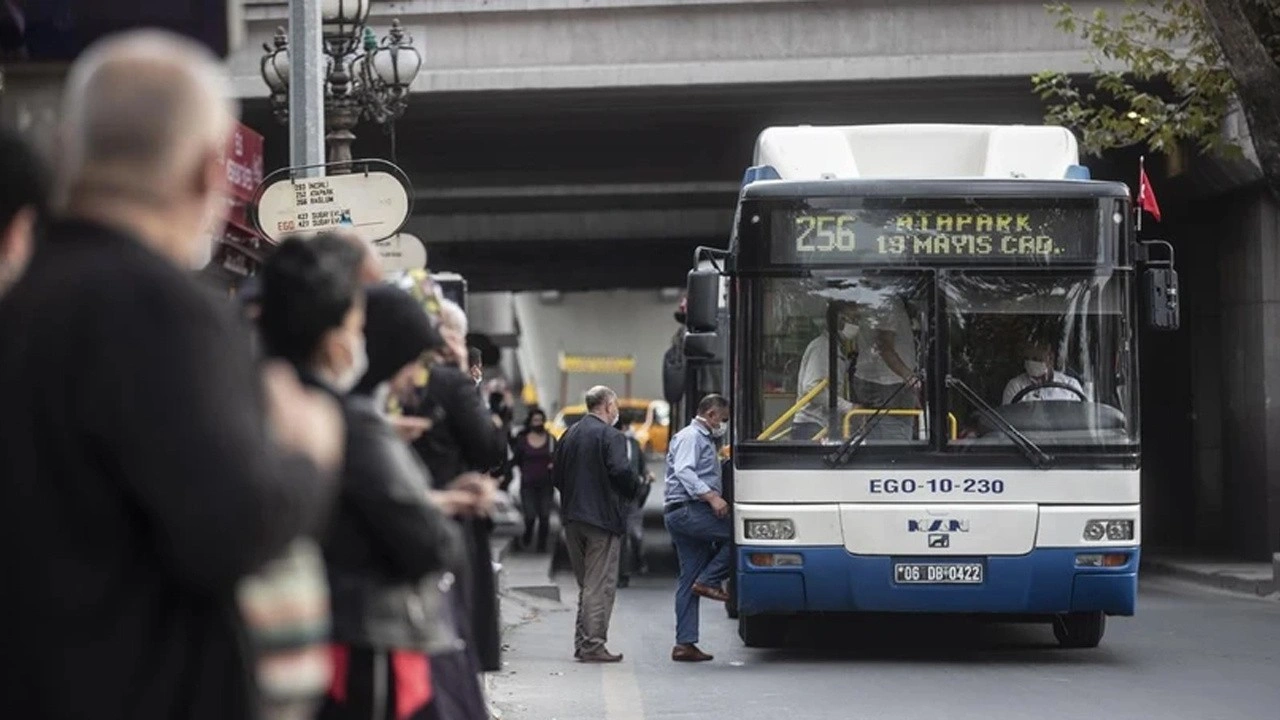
<box><xmin>945</xmin><ymin>375</ymin><xmax>1054</xmax><ymax>468</ymax></box>
<box><xmin>824</xmin><ymin>369</ymin><xmax>925</xmax><ymax>467</ymax></box>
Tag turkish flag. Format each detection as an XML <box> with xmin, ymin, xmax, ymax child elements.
<box><xmin>1138</xmin><ymin>163</ymin><xmax>1162</xmax><ymax>222</ymax></box>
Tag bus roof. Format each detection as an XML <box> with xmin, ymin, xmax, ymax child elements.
<box><xmin>750</xmin><ymin>124</ymin><xmax>1088</xmax><ymax>182</ymax></box>
<box><xmin>740</xmin><ymin>177</ymin><xmax>1130</xmax><ymax>202</ymax></box>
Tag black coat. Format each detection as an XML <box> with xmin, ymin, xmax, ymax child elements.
<box><xmin>0</xmin><ymin>220</ymin><xmax>336</xmax><ymax>720</ymax></box>
<box><xmin>412</xmin><ymin>365</ymin><xmax>506</xmax><ymax>488</ymax></box>
<box><xmin>307</xmin><ymin>379</ymin><xmax>463</xmax><ymax>654</ymax></box>
<box><xmin>552</xmin><ymin>414</ymin><xmax>642</xmax><ymax>535</ymax></box>
<box><xmin>409</xmin><ymin>363</ymin><xmax>507</xmax><ymax>671</ymax></box>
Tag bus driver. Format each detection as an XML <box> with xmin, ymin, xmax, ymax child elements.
<box><xmin>1002</xmin><ymin>340</ymin><xmax>1087</xmax><ymax>405</ymax></box>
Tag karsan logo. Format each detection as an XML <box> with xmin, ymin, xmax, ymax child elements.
<box><xmin>907</xmin><ymin>519</ymin><xmax>970</xmax><ymax>533</ymax></box>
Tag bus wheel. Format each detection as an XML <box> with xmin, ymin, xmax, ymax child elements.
<box><xmin>1052</xmin><ymin>612</ymin><xmax>1105</xmax><ymax>648</ymax></box>
<box><xmin>725</xmin><ymin>573</ymin><xmax>739</xmax><ymax>620</ymax></box>
<box><xmin>739</xmin><ymin>614</ymin><xmax>787</xmax><ymax>648</ymax></box>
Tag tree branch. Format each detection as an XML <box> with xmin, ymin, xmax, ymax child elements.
<box><xmin>1197</xmin><ymin>0</ymin><xmax>1280</xmax><ymax>200</ymax></box>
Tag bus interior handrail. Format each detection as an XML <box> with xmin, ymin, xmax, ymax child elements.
<box><xmin>756</xmin><ymin>379</ymin><xmax>829</xmax><ymax>440</ymax></box>
<box><xmin>842</xmin><ymin>409</ymin><xmax>959</xmax><ymax>441</ymax></box>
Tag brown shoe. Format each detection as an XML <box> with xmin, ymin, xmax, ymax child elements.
<box><xmin>671</xmin><ymin>644</ymin><xmax>714</xmax><ymax>662</ymax></box>
<box><xmin>578</xmin><ymin>648</ymin><xmax>624</xmax><ymax>663</ymax></box>
<box><xmin>692</xmin><ymin>582</ymin><xmax>729</xmax><ymax>602</ymax></box>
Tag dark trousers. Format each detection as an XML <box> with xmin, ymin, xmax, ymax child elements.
<box><xmin>519</xmin><ymin>483</ymin><xmax>554</xmax><ymax>551</ymax></box>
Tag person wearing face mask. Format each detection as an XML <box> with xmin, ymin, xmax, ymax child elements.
<box><xmin>792</xmin><ymin>306</ymin><xmax>861</xmax><ymax>441</ymax></box>
<box><xmin>509</xmin><ymin>407</ymin><xmax>557</xmax><ymax>552</ymax></box>
<box><xmin>662</xmin><ymin>394</ymin><xmax>732</xmax><ymax>662</ymax></box>
<box><xmin>552</xmin><ymin>385</ymin><xmax>645</xmax><ymax>663</ymax></box>
<box><xmin>259</xmin><ymin>239</ymin><xmax>469</xmax><ymax>720</ymax></box>
<box><xmin>1002</xmin><ymin>340</ymin><xmax>1087</xmax><ymax>405</ymax></box>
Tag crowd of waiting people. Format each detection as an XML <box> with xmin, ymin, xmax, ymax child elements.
<box><xmin>0</xmin><ymin>29</ymin><xmax>525</xmax><ymax>720</ymax></box>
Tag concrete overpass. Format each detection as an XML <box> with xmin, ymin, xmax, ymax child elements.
<box><xmin>229</xmin><ymin>0</ymin><xmax>1133</xmax><ymax>292</ymax></box>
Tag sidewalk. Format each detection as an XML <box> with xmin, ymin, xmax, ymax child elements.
<box><xmin>1142</xmin><ymin>553</ymin><xmax>1278</xmax><ymax>598</ymax></box>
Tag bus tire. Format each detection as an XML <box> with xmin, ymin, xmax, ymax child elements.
<box><xmin>725</xmin><ymin>573</ymin><xmax>739</xmax><ymax>619</ymax></box>
<box><xmin>739</xmin><ymin>614</ymin><xmax>787</xmax><ymax>648</ymax></box>
<box><xmin>1052</xmin><ymin>611</ymin><xmax>1105</xmax><ymax>648</ymax></box>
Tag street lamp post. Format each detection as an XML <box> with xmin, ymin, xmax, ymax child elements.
<box><xmin>260</xmin><ymin>4</ymin><xmax>421</xmax><ymax>168</ymax></box>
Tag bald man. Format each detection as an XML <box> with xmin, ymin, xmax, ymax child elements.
<box><xmin>0</xmin><ymin>31</ymin><xmax>343</xmax><ymax>720</ymax></box>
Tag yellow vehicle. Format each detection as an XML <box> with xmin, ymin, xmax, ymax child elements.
<box><xmin>549</xmin><ymin>398</ymin><xmax>671</xmax><ymax>454</ymax></box>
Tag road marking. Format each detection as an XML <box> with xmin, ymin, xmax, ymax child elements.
<box><xmin>601</xmin><ymin>662</ymin><xmax>647</xmax><ymax>720</ymax></box>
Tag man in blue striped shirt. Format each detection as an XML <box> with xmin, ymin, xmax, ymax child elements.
<box><xmin>663</xmin><ymin>394</ymin><xmax>732</xmax><ymax>662</ymax></box>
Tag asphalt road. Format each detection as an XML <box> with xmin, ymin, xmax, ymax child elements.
<box><xmin>490</xmin><ymin>541</ymin><xmax>1280</xmax><ymax>720</ymax></box>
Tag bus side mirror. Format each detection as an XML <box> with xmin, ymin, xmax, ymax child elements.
<box><xmin>683</xmin><ymin>332</ymin><xmax>720</xmax><ymax>361</ymax></box>
<box><xmin>1144</xmin><ymin>267</ymin><xmax>1180</xmax><ymax>331</ymax></box>
<box><xmin>686</xmin><ymin>269</ymin><xmax>719</xmax><ymax>333</ymax></box>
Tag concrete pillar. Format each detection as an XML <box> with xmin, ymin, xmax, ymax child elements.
<box><xmin>1213</xmin><ymin>189</ymin><xmax>1280</xmax><ymax>560</ymax></box>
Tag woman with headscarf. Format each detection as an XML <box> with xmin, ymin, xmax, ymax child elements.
<box><xmin>258</xmin><ymin>235</ymin><xmax>469</xmax><ymax>720</ymax></box>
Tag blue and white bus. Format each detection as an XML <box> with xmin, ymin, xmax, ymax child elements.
<box><xmin>681</xmin><ymin>124</ymin><xmax>1179</xmax><ymax>648</ymax></box>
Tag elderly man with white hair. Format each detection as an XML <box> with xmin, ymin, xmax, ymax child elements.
<box><xmin>0</xmin><ymin>31</ymin><xmax>344</xmax><ymax>720</ymax></box>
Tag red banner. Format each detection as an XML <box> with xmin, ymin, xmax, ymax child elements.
<box><xmin>221</xmin><ymin>122</ymin><xmax>265</xmax><ymax>234</ymax></box>
<box><xmin>226</xmin><ymin>122</ymin><xmax>265</xmax><ymax>203</ymax></box>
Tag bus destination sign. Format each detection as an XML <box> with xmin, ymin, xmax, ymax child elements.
<box><xmin>771</xmin><ymin>205</ymin><xmax>1100</xmax><ymax>265</ymax></box>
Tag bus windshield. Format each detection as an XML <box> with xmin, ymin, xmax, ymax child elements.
<box><xmin>943</xmin><ymin>271</ymin><xmax>1135</xmax><ymax>449</ymax></box>
<box><xmin>751</xmin><ymin>272</ymin><xmax>933</xmax><ymax>446</ymax></box>
<box><xmin>746</xmin><ymin>270</ymin><xmax>1136</xmax><ymax>451</ymax></box>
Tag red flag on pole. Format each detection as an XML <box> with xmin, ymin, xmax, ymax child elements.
<box><xmin>1137</xmin><ymin>156</ymin><xmax>1162</xmax><ymax>222</ymax></box>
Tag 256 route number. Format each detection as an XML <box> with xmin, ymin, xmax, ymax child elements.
<box><xmin>868</xmin><ymin>478</ymin><xmax>1005</xmax><ymax>495</ymax></box>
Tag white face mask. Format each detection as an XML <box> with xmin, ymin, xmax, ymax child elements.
<box><xmin>710</xmin><ymin>420</ymin><xmax>728</xmax><ymax>439</ymax></box>
<box><xmin>839</xmin><ymin>321</ymin><xmax>858</xmax><ymax>341</ymax></box>
<box><xmin>334</xmin><ymin>333</ymin><xmax>368</xmax><ymax>393</ymax></box>
<box><xmin>1024</xmin><ymin>360</ymin><xmax>1049</xmax><ymax>379</ymax></box>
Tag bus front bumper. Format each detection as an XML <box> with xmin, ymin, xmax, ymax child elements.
<box><xmin>736</xmin><ymin>546</ymin><xmax>1138</xmax><ymax>616</ymax></box>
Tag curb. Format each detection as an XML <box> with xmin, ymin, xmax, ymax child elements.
<box><xmin>496</xmin><ymin>536</ymin><xmax>562</xmax><ymax>603</ymax></box>
<box><xmin>1142</xmin><ymin>557</ymin><xmax>1277</xmax><ymax>598</ymax></box>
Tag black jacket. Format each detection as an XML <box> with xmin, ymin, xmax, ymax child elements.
<box><xmin>0</xmin><ymin>220</ymin><xmax>336</xmax><ymax>720</ymax></box>
<box><xmin>411</xmin><ymin>364</ymin><xmax>506</xmax><ymax>488</ymax></box>
<box><xmin>409</xmin><ymin>362</ymin><xmax>507</xmax><ymax>671</ymax></box>
<box><xmin>552</xmin><ymin>414</ymin><xmax>643</xmax><ymax>535</ymax></box>
<box><xmin>308</xmin><ymin>382</ymin><xmax>464</xmax><ymax>654</ymax></box>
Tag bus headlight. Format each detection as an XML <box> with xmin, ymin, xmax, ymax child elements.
<box><xmin>1083</xmin><ymin>520</ymin><xmax>1107</xmax><ymax>541</ymax></box>
<box><xmin>1083</xmin><ymin>519</ymin><xmax>1134</xmax><ymax>542</ymax></box>
<box><xmin>744</xmin><ymin>519</ymin><xmax>796</xmax><ymax>541</ymax></box>
<box><xmin>1106</xmin><ymin>520</ymin><xmax>1135</xmax><ymax>541</ymax></box>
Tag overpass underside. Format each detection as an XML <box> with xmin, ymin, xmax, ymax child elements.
<box><xmin>245</xmin><ymin>77</ymin><xmax>1052</xmax><ymax>291</ymax></box>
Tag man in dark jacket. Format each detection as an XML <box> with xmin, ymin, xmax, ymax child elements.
<box><xmin>0</xmin><ymin>31</ymin><xmax>343</xmax><ymax>720</ymax></box>
<box><xmin>553</xmin><ymin>385</ymin><xmax>643</xmax><ymax>663</ymax></box>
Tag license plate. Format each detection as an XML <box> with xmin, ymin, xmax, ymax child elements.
<box><xmin>893</xmin><ymin>562</ymin><xmax>984</xmax><ymax>585</ymax></box>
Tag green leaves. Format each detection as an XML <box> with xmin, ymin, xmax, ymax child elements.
<box><xmin>1035</xmin><ymin>0</ymin><xmax>1245</xmax><ymax>158</ymax></box>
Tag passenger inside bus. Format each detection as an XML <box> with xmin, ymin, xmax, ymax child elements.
<box><xmin>850</xmin><ymin>288</ymin><xmax>920</xmax><ymax>440</ymax></box>
<box><xmin>791</xmin><ymin>305</ymin><xmax>860</xmax><ymax>441</ymax></box>
<box><xmin>1001</xmin><ymin>339</ymin><xmax>1088</xmax><ymax>405</ymax></box>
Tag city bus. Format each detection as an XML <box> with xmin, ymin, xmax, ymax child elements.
<box><xmin>681</xmin><ymin>124</ymin><xmax>1179</xmax><ymax>649</ymax></box>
